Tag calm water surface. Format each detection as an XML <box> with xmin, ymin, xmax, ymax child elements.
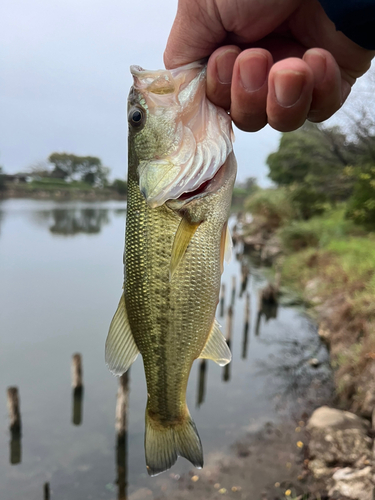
<box><xmin>0</xmin><ymin>199</ymin><xmax>329</xmax><ymax>499</ymax></box>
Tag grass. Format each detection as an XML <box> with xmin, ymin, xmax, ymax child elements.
<box><xmin>27</xmin><ymin>179</ymin><xmax>95</xmax><ymax>190</ymax></box>
<box><xmin>275</xmin><ymin>208</ymin><xmax>375</xmax><ymax>413</ymax></box>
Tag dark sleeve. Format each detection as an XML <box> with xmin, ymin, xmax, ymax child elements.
<box><xmin>319</xmin><ymin>0</ymin><xmax>375</xmax><ymax>49</ymax></box>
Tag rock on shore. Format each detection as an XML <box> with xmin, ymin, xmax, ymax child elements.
<box><xmin>307</xmin><ymin>406</ymin><xmax>374</xmax><ymax>500</ymax></box>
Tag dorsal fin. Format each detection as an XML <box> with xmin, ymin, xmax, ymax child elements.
<box><xmin>170</xmin><ymin>217</ymin><xmax>200</xmax><ymax>279</ymax></box>
<box><xmin>199</xmin><ymin>319</ymin><xmax>231</xmax><ymax>366</ymax></box>
<box><xmin>105</xmin><ymin>293</ymin><xmax>139</xmax><ymax>376</ymax></box>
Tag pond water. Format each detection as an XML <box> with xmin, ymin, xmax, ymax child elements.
<box><xmin>0</xmin><ymin>199</ymin><xmax>330</xmax><ymax>500</ymax></box>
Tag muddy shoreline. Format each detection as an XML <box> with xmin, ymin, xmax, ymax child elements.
<box><xmin>228</xmin><ymin>217</ymin><xmax>375</xmax><ymax>499</ymax></box>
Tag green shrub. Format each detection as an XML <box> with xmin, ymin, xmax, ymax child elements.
<box><xmin>288</xmin><ymin>184</ymin><xmax>327</xmax><ymax>219</ymax></box>
<box><xmin>111</xmin><ymin>179</ymin><xmax>128</xmax><ymax>196</ymax></box>
<box><xmin>245</xmin><ymin>188</ymin><xmax>294</xmax><ymax>230</ymax></box>
<box><xmin>346</xmin><ymin>164</ymin><xmax>375</xmax><ymax>227</ymax></box>
<box><xmin>279</xmin><ymin>222</ymin><xmax>320</xmax><ymax>251</ymax></box>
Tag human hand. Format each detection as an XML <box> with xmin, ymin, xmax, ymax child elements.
<box><xmin>164</xmin><ymin>0</ymin><xmax>374</xmax><ymax>132</ymax></box>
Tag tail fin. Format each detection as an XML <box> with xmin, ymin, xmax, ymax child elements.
<box><xmin>145</xmin><ymin>408</ymin><xmax>203</xmax><ymax>476</ymax></box>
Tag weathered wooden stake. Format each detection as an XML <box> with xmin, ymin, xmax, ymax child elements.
<box><xmin>242</xmin><ymin>292</ymin><xmax>250</xmax><ymax>359</ymax></box>
<box><xmin>44</xmin><ymin>482</ymin><xmax>50</xmax><ymax>500</ymax></box>
<box><xmin>196</xmin><ymin>360</ymin><xmax>207</xmax><ymax>408</ymax></box>
<box><xmin>71</xmin><ymin>353</ymin><xmax>83</xmax><ymax>389</ymax></box>
<box><xmin>219</xmin><ymin>283</ymin><xmax>226</xmax><ymax>317</ymax></box>
<box><xmin>116</xmin><ymin>372</ymin><xmax>129</xmax><ymax>500</ymax></box>
<box><xmin>71</xmin><ymin>354</ymin><xmax>84</xmax><ymax>426</ymax></box>
<box><xmin>7</xmin><ymin>387</ymin><xmax>22</xmax><ymax>465</ymax></box>
<box><xmin>116</xmin><ymin>372</ymin><xmax>129</xmax><ymax>438</ymax></box>
<box><xmin>7</xmin><ymin>387</ymin><xmax>21</xmax><ymax>433</ymax></box>
<box><xmin>231</xmin><ymin>276</ymin><xmax>236</xmax><ymax>306</ymax></box>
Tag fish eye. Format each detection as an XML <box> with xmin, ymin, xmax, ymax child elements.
<box><xmin>128</xmin><ymin>107</ymin><xmax>145</xmax><ymax>128</ymax></box>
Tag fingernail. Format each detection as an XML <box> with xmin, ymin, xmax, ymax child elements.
<box><xmin>341</xmin><ymin>80</ymin><xmax>351</xmax><ymax>104</ymax></box>
<box><xmin>239</xmin><ymin>53</ymin><xmax>268</xmax><ymax>92</ymax></box>
<box><xmin>216</xmin><ymin>50</ymin><xmax>238</xmax><ymax>85</ymax></box>
<box><xmin>274</xmin><ymin>70</ymin><xmax>305</xmax><ymax>107</ymax></box>
<box><xmin>305</xmin><ymin>50</ymin><xmax>326</xmax><ymax>87</ymax></box>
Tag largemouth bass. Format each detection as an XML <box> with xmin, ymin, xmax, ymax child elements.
<box><xmin>105</xmin><ymin>61</ymin><xmax>237</xmax><ymax>476</ymax></box>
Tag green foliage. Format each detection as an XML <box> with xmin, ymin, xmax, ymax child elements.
<box><xmin>280</xmin><ymin>208</ymin><xmax>361</xmax><ymax>252</ymax></box>
<box><xmin>111</xmin><ymin>178</ymin><xmax>128</xmax><ymax>196</ymax></box>
<box><xmin>267</xmin><ymin>122</ymin><xmax>354</xmax><ymax>204</ymax></box>
<box><xmin>27</xmin><ymin>178</ymin><xmax>94</xmax><ymax>191</ymax></box>
<box><xmin>346</xmin><ymin>163</ymin><xmax>375</xmax><ymax>227</ymax></box>
<box><xmin>288</xmin><ymin>184</ymin><xmax>327</xmax><ymax>219</ymax></box>
<box><xmin>279</xmin><ymin>222</ymin><xmax>320</xmax><ymax>252</ymax></box>
<box><xmin>48</xmin><ymin>153</ymin><xmax>109</xmax><ymax>186</ymax></box>
<box><xmin>245</xmin><ymin>188</ymin><xmax>294</xmax><ymax>230</ymax></box>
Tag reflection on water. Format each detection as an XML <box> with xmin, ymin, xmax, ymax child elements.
<box><xmin>9</xmin><ymin>429</ymin><xmax>21</xmax><ymax>466</ymax></box>
<box><xmin>49</xmin><ymin>208</ymin><xmax>110</xmax><ymax>235</ymax></box>
<box><xmin>72</xmin><ymin>387</ymin><xmax>84</xmax><ymax>426</ymax></box>
<box><xmin>0</xmin><ymin>200</ymin><xmax>331</xmax><ymax>500</ymax></box>
<box><xmin>258</xmin><ymin>325</ymin><xmax>332</xmax><ymax>408</ymax></box>
<box><xmin>196</xmin><ymin>360</ymin><xmax>207</xmax><ymax>408</ymax></box>
<box><xmin>255</xmin><ymin>302</ymin><xmax>279</xmax><ymax>336</ymax></box>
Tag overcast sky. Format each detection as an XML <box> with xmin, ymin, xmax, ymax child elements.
<box><xmin>1</xmin><ymin>0</ymin><xmax>283</xmax><ymax>186</ymax></box>
<box><xmin>2</xmin><ymin>1</ymin><xmax>371</xmax><ymax>187</ymax></box>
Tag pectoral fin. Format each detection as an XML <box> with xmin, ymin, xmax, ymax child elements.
<box><xmin>105</xmin><ymin>293</ymin><xmax>139</xmax><ymax>376</ymax></box>
<box><xmin>199</xmin><ymin>319</ymin><xmax>231</xmax><ymax>366</ymax></box>
<box><xmin>170</xmin><ymin>217</ymin><xmax>200</xmax><ymax>279</ymax></box>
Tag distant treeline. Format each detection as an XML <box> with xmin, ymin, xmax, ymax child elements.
<box><xmin>0</xmin><ymin>153</ymin><xmax>127</xmax><ymax>196</ymax></box>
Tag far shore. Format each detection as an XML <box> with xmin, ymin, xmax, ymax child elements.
<box><xmin>0</xmin><ymin>185</ymin><xmax>126</xmax><ymax>202</ymax></box>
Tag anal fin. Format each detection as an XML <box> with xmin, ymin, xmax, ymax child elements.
<box><xmin>199</xmin><ymin>319</ymin><xmax>231</xmax><ymax>366</ymax></box>
<box><xmin>170</xmin><ymin>217</ymin><xmax>200</xmax><ymax>278</ymax></box>
<box><xmin>105</xmin><ymin>293</ymin><xmax>139</xmax><ymax>376</ymax></box>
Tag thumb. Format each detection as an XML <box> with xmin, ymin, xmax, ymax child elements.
<box><xmin>164</xmin><ymin>0</ymin><xmax>226</xmax><ymax>69</ymax></box>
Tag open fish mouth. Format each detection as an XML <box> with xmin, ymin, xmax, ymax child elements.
<box><xmin>130</xmin><ymin>62</ymin><xmax>234</xmax><ymax>209</ymax></box>
<box><xmin>171</xmin><ymin>160</ymin><xmax>229</xmax><ymax>205</ymax></box>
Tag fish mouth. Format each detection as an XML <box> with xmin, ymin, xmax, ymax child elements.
<box><xmin>166</xmin><ymin>154</ymin><xmax>234</xmax><ymax>210</ymax></box>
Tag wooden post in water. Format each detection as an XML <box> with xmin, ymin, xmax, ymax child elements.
<box><xmin>44</xmin><ymin>482</ymin><xmax>50</xmax><ymax>500</ymax></box>
<box><xmin>196</xmin><ymin>360</ymin><xmax>207</xmax><ymax>408</ymax></box>
<box><xmin>72</xmin><ymin>353</ymin><xmax>83</xmax><ymax>389</ymax></box>
<box><xmin>71</xmin><ymin>354</ymin><xmax>84</xmax><ymax>426</ymax></box>
<box><xmin>219</xmin><ymin>283</ymin><xmax>226</xmax><ymax>317</ymax></box>
<box><xmin>7</xmin><ymin>387</ymin><xmax>22</xmax><ymax>465</ymax></box>
<box><xmin>242</xmin><ymin>292</ymin><xmax>250</xmax><ymax>359</ymax></box>
<box><xmin>116</xmin><ymin>372</ymin><xmax>129</xmax><ymax>500</ymax></box>
<box><xmin>231</xmin><ymin>276</ymin><xmax>236</xmax><ymax>306</ymax></box>
<box><xmin>7</xmin><ymin>387</ymin><xmax>21</xmax><ymax>433</ymax></box>
<box><xmin>223</xmin><ymin>306</ymin><xmax>233</xmax><ymax>382</ymax></box>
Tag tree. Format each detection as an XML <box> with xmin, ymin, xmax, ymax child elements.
<box><xmin>28</xmin><ymin>160</ymin><xmax>52</xmax><ymax>179</ymax></box>
<box><xmin>48</xmin><ymin>153</ymin><xmax>109</xmax><ymax>186</ymax></box>
<box><xmin>267</xmin><ymin>122</ymin><xmax>354</xmax><ymax>203</ymax></box>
